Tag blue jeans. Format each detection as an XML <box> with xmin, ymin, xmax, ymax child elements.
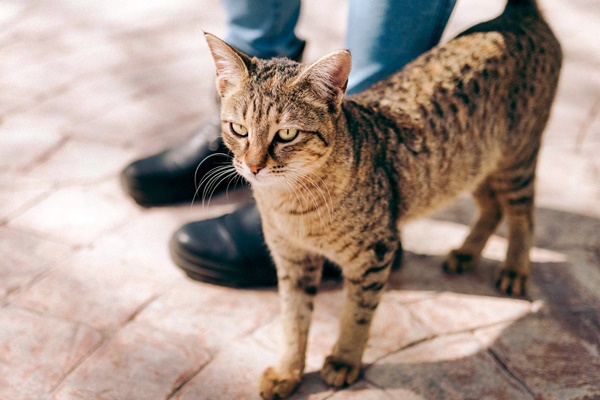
<box><xmin>221</xmin><ymin>0</ymin><xmax>457</xmax><ymax>94</ymax></box>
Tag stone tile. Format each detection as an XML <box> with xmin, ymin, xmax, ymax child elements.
<box><xmin>0</xmin><ymin>114</ymin><xmax>66</xmax><ymax>171</ymax></box>
<box><xmin>365</xmin><ymin>332</ymin><xmax>533</xmax><ymax>400</ymax></box>
<box><xmin>71</xmin><ymin>97</ymin><xmax>184</xmax><ymax>147</ymax></box>
<box><xmin>87</xmin><ymin>210</ymin><xmax>194</xmax><ymax>282</ymax></box>
<box><xmin>475</xmin><ymin>316</ymin><xmax>600</xmax><ymax>399</ymax></box>
<box><xmin>45</xmin><ymin>32</ymin><xmax>129</xmax><ymax>81</ymax></box>
<box><xmin>326</xmin><ymin>381</ymin><xmax>396</xmax><ymax>400</ymax></box>
<box><xmin>0</xmin><ymin>2</ymin><xmax>27</xmax><ymax>26</ymax></box>
<box><xmin>8</xmin><ymin>182</ymin><xmax>136</xmax><ymax>246</ymax></box>
<box><xmin>135</xmin><ymin>279</ymin><xmax>280</xmax><ymax>353</ymax></box>
<box><xmin>75</xmin><ymin>0</ymin><xmax>201</xmax><ymax>28</ymax></box>
<box><xmin>536</xmin><ymin>145</ymin><xmax>600</xmax><ymax>218</ymax></box>
<box><xmin>0</xmin><ymin>227</ymin><xmax>72</xmax><ymax>304</ymax></box>
<box><xmin>0</xmin><ymin>306</ymin><xmax>103</xmax><ymax>400</ymax></box>
<box><xmin>37</xmin><ymin>73</ymin><xmax>140</xmax><ymax>123</ymax></box>
<box><xmin>387</xmin><ymin>249</ymin><xmax>502</xmax><ymax>298</ymax></box>
<box><xmin>51</xmin><ymin>323</ymin><xmax>211</xmax><ymax>400</ymax></box>
<box><xmin>22</xmin><ymin>138</ymin><xmax>134</xmax><ymax>186</ymax></box>
<box><xmin>580</xmin><ymin>100</ymin><xmax>600</xmax><ymax>147</ymax></box>
<box><xmin>541</xmin><ymin>250</ymin><xmax>600</xmax><ymax>306</ymax></box>
<box><xmin>543</xmin><ymin>62</ymin><xmax>600</xmax><ymax>148</ymax></box>
<box><xmin>0</xmin><ymin>84</ymin><xmax>33</xmax><ymax>114</ymax></box>
<box><xmin>12</xmin><ymin>249</ymin><xmax>172</xmax><ymax>331</ymax></box>
<box><xmin>0</xmin><ymin>170</ymin><xmax>48</xmax><ymax>192</ymax></box>
<box><xmin>405</xmin><ymin>292</ymin><xmax>533</xmax><ymax>337</ymax></box>
<box><xmin>172</xmin><ymin>337</ymin><xmax>278</xmax><ymax>400</ymax></box>
<box><xmin>365</xmin><ymin>297</ymin><xmax>434</xmax><ymax>364</ymax></box>
<box><xmin>0</xmin><ymin>188</ymin><xmax>47</xmax><ymax>224</ymax></box>
<box><xmin>529</xmin><ymin>257</ymin><xmax>600</xmax><ymax>314</ymax></box>
<box><xmin>534</xmin><ymin>206</ymin><xmax>600</xmax><ymax>250</ymax></box>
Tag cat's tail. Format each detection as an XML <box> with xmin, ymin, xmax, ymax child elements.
<box><xmin>506</xmin><ymin>0</ymin><xmax>538</xmax><ymax>8</ymax></box>
<box><xmin>505</xmin><ymin>0</ymin><xmax>540</xmax><ymax>16</ymax></box>
<box><xmin>507</xmin><ymin>0</ymin><xmax>536</xmax><ymax>6</ymax></box>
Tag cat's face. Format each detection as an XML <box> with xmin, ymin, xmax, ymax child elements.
<box><xmin>205</xmin><ymin>33</ymin><xmax>351</xmax><ymax>189</ymax></box>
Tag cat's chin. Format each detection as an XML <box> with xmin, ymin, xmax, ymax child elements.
<box><xmin>242</xmin><ymin>173</ymin><xmax>285</xmax><ymax>190</ymax></box>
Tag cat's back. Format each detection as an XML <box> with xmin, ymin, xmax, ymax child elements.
<box><xmin>356</xmin><ymin>0</ymin><xmax>562</xmax><ymax>131</ymax></box>
<box><xmin>342</xmin><ymin>0</ymin><xmax>562</xmax><ymax>220</ymax></box>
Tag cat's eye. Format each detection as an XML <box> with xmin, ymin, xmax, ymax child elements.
<box><xmin>277</xmin><ymin>128</ymin><xmax>299</xmax><ymax>142</ymax></box>
<box><xmin>230</xmin><ymin>122</ymin><xmax>248</xmax><ymax>137</ymax></box>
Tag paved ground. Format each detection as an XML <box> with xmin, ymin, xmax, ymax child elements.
<box><xmin>1</xmin><ymin>0</ymin><xmax>599</xmax><ymax>399</ymax></box>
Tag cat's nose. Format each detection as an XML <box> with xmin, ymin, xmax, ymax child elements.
<box><xmin>248</xmin><ymin>164</ymin><xmax>263</xmax><ymax>175</ymax></box>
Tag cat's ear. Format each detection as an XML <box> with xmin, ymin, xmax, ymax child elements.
<box><xmin>204</xmin><ymin>32</ymin><xmax>251</xmax><ymax>96</ymax></box>
<box><xmin>295</xmin><ymin>50</ymin><xmax>352</xmax><ymax>108</ymax></box>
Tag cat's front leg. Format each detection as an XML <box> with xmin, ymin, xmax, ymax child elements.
<box><xmin>321</xmin><ymin>241</ymin><xmax>397</xmax><ymax>388</ymax></box>
<box><xmin>259</xmin><ymin>250</ymin><xmax>324</xmax><ymax>400</ymax></box>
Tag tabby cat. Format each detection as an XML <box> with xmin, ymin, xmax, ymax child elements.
<box><xmin>204</xmin><ymin>0</ymin><xmax>561</xmax><ymax>397</ymax></box>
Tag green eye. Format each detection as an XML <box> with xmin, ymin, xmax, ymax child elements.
<box><xmin>277</xmin><ymin>128</ymin><xmax>299</xmax><ymax>142</ymax></box>
<box><xmin>230</xmin><ymin>122</ymin><xmax>248</xmax><ymax>137</ymax></box>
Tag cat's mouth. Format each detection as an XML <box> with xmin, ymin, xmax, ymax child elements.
<box><xmin>237</xmin><ymin>167</ymin><xmax>279</xmax><ymax>188</ymax></box>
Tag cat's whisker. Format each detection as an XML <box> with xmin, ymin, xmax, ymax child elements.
<box><xmin>193</xmin><ymin>152</ymin><xmax>233</xmax><ymax>192</ymax></box>
<box><xmin>191</xmin><ymin>165</ymin><xmax>236</xmax><ymax>209</ymax></box>
<box><xmin>224</xmin><ymin>169</ymin><xmax>248</xmax><ymax>199</ymax></box>
<box><xmin>201</xmin><ymin>166</ymin><xmax>238</xmax><ymax>208</ymax></box>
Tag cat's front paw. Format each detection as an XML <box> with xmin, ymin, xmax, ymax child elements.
<box><xmin>259</xmin><ymin>367</ymin><xmax>300</xmax><ymax>400</ymax></box>
<box><xmin>320</xmin><ymin>355</ymin><xmax>361</xmax><ymax>388</ymax></box>
<box><xmin>496</xmin><ymin>269</ymin><xmax>528</xmax><ymax>296</ymax></box>
<box><xmin>442</xmin><ymin>250</ymin><xmax>477</xmax><ymax>274</ymax></box>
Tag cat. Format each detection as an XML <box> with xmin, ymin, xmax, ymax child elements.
<box><xmin>204</xmin><ymin>0</ymin><xmax>561</xmax><ymax>397</ymax></box>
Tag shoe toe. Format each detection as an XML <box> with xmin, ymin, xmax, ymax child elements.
<box><xmin>169</xmin><ymin>212</ymin><xmax>276</xmax><ymax>287</ymax></box>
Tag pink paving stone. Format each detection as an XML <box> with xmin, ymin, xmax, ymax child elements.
<box><xmin>475</xmin><ymin>316</ymin><xmax>600</xmax><ymax>399</ymax></box>
<box><xmin>326</xmin><ymin>380</ymin><xmax>397</xmax><ymax>400</ymax></box>
<box><xmin>0</xmin><ymin>188</ymin><xmax>47</xmax><ymax>224</ymax></box>
<box><xmin>0</xmin><ymin>306</ymin><xmax>103</xmax><ymax>400</ymax></box>
<box><xmin>23</xmin><ymin>138</ymin><xmax>135</xmax><ymax>186</ymax></box>
<box><xmin>536</xmin><ymin>145</ymin><xmax>600</xmax><ymax>218</ymax></box>
<box><xmin>0</xmin><ymin>227</ymin><xmax>72</xmax><ymax>303</ymax></box>
<box><xmin>533</xmin><ymin>205</ymin><xmax>600</xmax><ymax>250</ymax></box>
<box><xmin>51</xmin><ymin>323</ymin><xmax>211</xmax><ymax>400</ymax></box>
<box><xmin>0</xmin><ymin>2</ymin><xmax>26</xmax><ymax>25</ymax></box>
<box><xmin>135</xmin><ymin>279</ymin><xmax>280</xmax><ymax>353</ymax></box>
<box><xmin>386</xmin><ymin>250</ymin><xmax>502</xmax><ymax>298</ymax></box>
<box><xmin>172</xmin><ymin>337</ymin><xmax>278</xmax><ymax>400</ymax></box>
<box><xmin>365</xmin><ymin>332</ymin><xmax>532</xmax><ymax>400</ymax></box>
<box><xmin>0</xmin><ymin>114</ymin><xmax>65</xmax><ymax>171</ymax></box>
<box><xmin>38</xmin><ymin>73</ymin><xmax>141</xmax><ymax>123</ymax></box>
<box><xmin>12</xmin><ymin>250</ymin><xmax>173</xmax><ymax>331</ymax></box>
<box><xmin>406</xmin><ymin>292</ymin><xmax>533</xmax><ymax>336</ymax></box>
<box><xmin>86</xmin><ymin>211</ymin><xmax>194</xmax><ymax>282</ymax></box>
<box><xmin>8</xmin><ymin>182</ymin><xmax>136</xmax><ymax>246</ymax></box>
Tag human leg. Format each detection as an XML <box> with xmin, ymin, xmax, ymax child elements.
<box><xmin>346</xmin><ymin>0</ymin><xmax>456</xmax><ymax>94</ymax></box>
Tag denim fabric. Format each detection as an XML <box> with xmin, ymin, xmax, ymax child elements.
<box><xmin>220</xmin><ymin>0</ymin><xmax>457</xmax><ymax>94</ymax></box>
<box><xmin>222</xmin><ymin>0</ymin><xmax>304</xmax><ymax>59</ymax></box>
<box><xmin>346</xmin><ymin>0</ymin><xmax>457</xmax><ymax>94</ymax></box>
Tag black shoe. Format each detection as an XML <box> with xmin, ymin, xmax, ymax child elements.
<box><xmin>170</xmin><ymin>203</ymin><xmax>277</xmax><ymax>287</ymax></box>
<box><xmin>121</xmin><ymin>115</ymin><xmax>234</xmax><ymax>207</ymax></box>
<box><xmin>170</xmin><ymin>203</ymin><xmax>346</xmax><ymax>288</ymax></box>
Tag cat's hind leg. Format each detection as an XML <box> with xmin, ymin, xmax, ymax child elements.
<box><xmin>443</xmin><ymin>178</ymin><xmax>503</xmax><ymax>273</ymax></box>
<box><xmin>492</xmin><ymin>169</ymin><xmax>537</xmax><ymax>296</ymax></box>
